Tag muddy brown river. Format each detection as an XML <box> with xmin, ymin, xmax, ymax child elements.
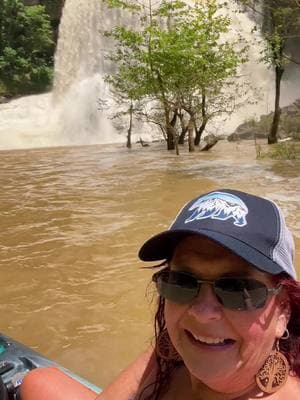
<box><xmin>0</xmin><ymin>140</ymin><xmax>299</xmax><ymax>388</ymax></box>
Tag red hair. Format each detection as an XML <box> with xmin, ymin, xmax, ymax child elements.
<box><xmin>136</xmin><ymin>296</ymin><xmax>181</xmax><ymax>400</ymax></box>
<box><xmin>277</xmin><ymin>275</ymin><xmax>300</xmax><ymax>377</ymax></box>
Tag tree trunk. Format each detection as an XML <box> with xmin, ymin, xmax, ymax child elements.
<box><xmin>200</xmin><ymin>134</ymin><xmax>218</xmax><ymax>151</ymax></box>
<box><xmin>195</xmin><ymin>121</ymin><xmax>208</xmax><ymax>146</ymax></box>
<box><xmin>166</xmin><ymin>127</ymin><xmax>175</xmax><ymax>150</ymax></box>
<box><xmin>268</xmin><ymin>66</ymin><xmax>284</xmax><ymax>144</ymax></box>
<box><xmin>178</xmin><ymin>128</ymin><xmax>187</xmax><ymax>145</ymax></box>
<box><xmin>195</xmin><ymin>93</ymin><xmax>207</xmax><ymax>146</ymax></box>
<box><xmin>126</xmin><ymin>103</ymin><xmax>133</xmax><ymax>148</ymax></box>
<box><xmin>166</xmin><ymin>111</ymin><xmax>177</xmax><ymax>151</ymax></box>
<box><xmin>174</xmin><ymin>128</ymin><xmax>179</xmax><ymax>155</ymax></box>
<box><xmin>178</xmin><ymin>111</ymin><xmax>188</xmax><ymax>144</ymax></box>
<box><xmin>188</xmin><ymin>118</ymin><xmax>195</xmax><ymax>152</ymax></box>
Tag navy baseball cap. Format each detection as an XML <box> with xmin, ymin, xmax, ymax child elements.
<box><xmin>138</xmin><ymin>189</ymin><xmax>297</xmax><ymax>279</ymax></box>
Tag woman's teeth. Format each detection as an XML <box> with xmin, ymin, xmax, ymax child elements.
<box><xmin>192</xmin><ymin>333</ymin><xmax>226</xmax><ymax>344</ymax></box>
<box><xmin>190</xmin><ymin>331</ymin><xmax>237</xmax><ymax>346</ymax></box>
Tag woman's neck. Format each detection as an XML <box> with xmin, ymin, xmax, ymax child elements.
<box><xmin>189</xmin><ymin>378</ymin><xmax>259</xmax><ymax>400</ymax></box>
<box><xmin>167</xmin><ymin>366</ymin><xmax>298</xmax><ymax>400</ymax></box>
<box><xmin>189</xmin><ymin>374</ymin><xmax>299</xmax><ymax>400</ymax></box>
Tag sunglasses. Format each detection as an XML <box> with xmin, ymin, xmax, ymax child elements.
<box><xmin>152</xmin><ymin>269</ymin><xmax>282</xmax><ymax>311</ymax></box>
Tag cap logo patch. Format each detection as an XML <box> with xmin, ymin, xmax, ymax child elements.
<box><xmin>184</xmin><ymin>191</ymin><xmax>248</xmax><ymax>227</ymax></box>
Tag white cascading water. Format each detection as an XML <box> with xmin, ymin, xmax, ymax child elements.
<box><xmin>0</xmin><ymin>0</ymin><xmax>299</xmax><ymax>150</ymax></box>
<box><xmin>0</xmin><ymin>0</ymin><xmax>124</xmax><ymax>150</ymax></box>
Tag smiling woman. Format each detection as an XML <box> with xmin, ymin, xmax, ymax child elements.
<box><xmin>19</xmin><ymin>189</ymin><xmax>300</xmax><ymax>400</ymax></box>
<box><xmin>159</xmin><ymin>236</ymin><xmax>291</xmax><ymax>397</ymax></box>
<box><xmin>96</xmin><ymin>189</ymin><xmax>300</xmax><ymax>400</ymax></box>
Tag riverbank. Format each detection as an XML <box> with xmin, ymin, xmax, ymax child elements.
<box><xmin>254</xmin><ymin>140</ymin><xmax>300</xmax><ymax>160</ymax></box>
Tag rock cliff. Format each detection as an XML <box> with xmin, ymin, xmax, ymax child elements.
<box><xmin>228</xmin><ymin>99</ymin><xmax>300</xmax><ymax>141</ymax></box>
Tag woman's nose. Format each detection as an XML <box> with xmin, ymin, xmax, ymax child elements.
<box><xmin>187</xmin><ymin>283</ymin><xmax>223</xmax><ymax>321</ymax></box>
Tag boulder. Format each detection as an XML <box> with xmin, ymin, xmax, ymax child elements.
<box><xmin>227</xmin><ymin>120</ymin><xmax>267</xmax><ymax>141</ymax></box>
<box><xmin>228</xmin><ymin>98</ymin><xmax>300</xmax><ymax>141</ymax></box>
<box><xmin>0</xmin><ymin>97</ymin><xmax>9</xmax><ymax>104</ymax></box>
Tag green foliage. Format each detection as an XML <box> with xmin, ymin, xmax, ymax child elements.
<box><xmin>39</xmin><ymin>0</ymin><xmax>64</xmax><ymax>19</ymax></box>
<box><xmin>107</xmin><ymin>0</ymin><xmax>244</xmax><ymax>97</ymax></box>
<box><xmin>104</xmin><ymin>0</ymin><xmax>141</xmax><ymax>12</ymax></box>
<box><xmin>238</xmin><ymin>0</ymin><xmax>300</xmax><ymax>144</ymax></box>
<box><xmin>0</xmin><ymin>0</ymin><xmax>54</xmax><ymax>96</ymax></box>
<box><xmin>257</xmin><ymin>142</ymin><xmax>298</xmax><ymax>160</ymax></box>
<box><xmin>104</xmin><ymin>0</ymin><xmax>248</xmax><ymax>149</ymax></box>
<box><xmin>280</xmin><ymin>115</ymin><xmax>300</xmax><ymax>138</ymax></box>
<box><xmin>239</xmin><ymin>0</ymin><xmax>300</xmax><ymax>68</ymax></box>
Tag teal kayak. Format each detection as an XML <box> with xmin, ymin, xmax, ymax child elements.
<box><xmin>0</xmin><ymin>333</ymin><xmax>101</xmax><ymax>399</ymax></box>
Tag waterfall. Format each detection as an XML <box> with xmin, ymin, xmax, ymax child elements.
<box><xmin>53</xmin><ymin>0</ymin><xmax>104</xmax><ymax>99</ymax></box>
<box><xmin>0</xmin><ymin>0</ymin><xmax>298</xmax><ymax>150</ymax></box>
<box><xmin>0</xmin><ymin>0</ymin><xmax>124</xmax><ymax>150</ymax></box>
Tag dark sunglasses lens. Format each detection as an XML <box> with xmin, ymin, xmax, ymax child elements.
<box><xmin>215</xmin><ymin>278</ymin><xmax>268</xmax><ymax>310</ymax></box>
<box><xmin>154</xmin><ymin>271</ymin><xmax>199</xmax><ymax>304</ymax></box>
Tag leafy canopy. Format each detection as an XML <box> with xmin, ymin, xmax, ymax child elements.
<box><xmin>0</xmin><ymin>0</ymin><xmax>54</xmax><ymax>96</ymax></box>
<box><xmin>239</xmin><ymin>0</ymin><xmax>300</xmax><ymax>68</ymax></box>
<box><xmin>104</xmin><ymin>0</ymin><xmax>247</xmax><ymax>125</ymax></box>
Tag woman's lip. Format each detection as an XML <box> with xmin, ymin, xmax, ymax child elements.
<box><xmin>185</xmin><ymin>330</ymin><xmax>236</xmax><ymax>351</ymax></box>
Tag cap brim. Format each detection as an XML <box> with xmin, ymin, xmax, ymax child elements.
<box><xmin>138</xmin><ymin>229</ymin><xmax>284</xmax><ymax>276</ymax></box>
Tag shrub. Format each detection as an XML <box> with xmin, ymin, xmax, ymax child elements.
<box><xmin>256</xmin><ymin>142</ymin><xmax>298</xmax><ymax>160</ymax></box>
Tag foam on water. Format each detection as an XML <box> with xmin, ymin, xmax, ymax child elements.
<box><xmin>0</xmin><ymin>76</ymin><xmax>124</xmax><ymax>150</ymax></box>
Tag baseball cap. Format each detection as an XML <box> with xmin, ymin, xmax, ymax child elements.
<box><xmin>138</xmin><ymin>189</ymin><xmax>297</xmax><ymax>279</ymax></box>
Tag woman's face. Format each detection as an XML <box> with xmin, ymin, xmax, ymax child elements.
<box><xmin>164</xmin><ymin>235</ymin><xmax>290</xmax><ymax>394</ymax></box>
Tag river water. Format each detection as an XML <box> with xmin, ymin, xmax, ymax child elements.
<box><xmin>0</xmin><ymin>140</ymin><xmax>299</xmax><ymax>388</ymax></box>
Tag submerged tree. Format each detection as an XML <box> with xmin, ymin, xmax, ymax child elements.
<box><xmin>104</xmin><ymin>0</ymin><xmax>248</xmax><ymax>153</ymax></box>
<box><xmin>239</xmin><ymin>0</ymin><xmax>300</xmax><ymax>144</ymax></box>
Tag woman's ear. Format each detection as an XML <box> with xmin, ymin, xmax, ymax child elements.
<box><xmin>276</xmin><ymin>299</ymin><xmax>291</xmax><ymax>338</ymax></box>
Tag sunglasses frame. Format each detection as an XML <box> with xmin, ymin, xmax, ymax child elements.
<box><xmin>152</xmin><ymin>268</ymin><xmax>282</xmax><ymax>311</ymax></box>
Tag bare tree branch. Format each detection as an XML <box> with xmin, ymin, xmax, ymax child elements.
<box><xmin>283</xmin><ymin>53</ymin><xmax>300</xmax><ymax>66</ymax></box>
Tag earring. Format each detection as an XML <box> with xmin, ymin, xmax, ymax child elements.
<box><xmin>280</xmin><ymin>329</ymin><xmax>290</xmax><ymax>340</ymax></box>
<box><xmin>156</xmin><ymin>329</ymin><xmax>181</xmax><ymax>362</ymax></box>
<box><xmin>255</xmin><ymin>338</ymin><xmax>290</xmax><ymax>394</ymax></box>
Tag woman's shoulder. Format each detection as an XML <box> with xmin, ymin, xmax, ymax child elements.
<box><xmin>96</xmin><ymin>347</ymin><xmax>158</xmax><ymax>400</ymax></box>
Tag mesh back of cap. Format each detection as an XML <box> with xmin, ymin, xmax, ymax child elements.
<box><xmin>272</xmin><ymin>203</ymin><xmax>296</xmax><ymax>279</ymax></box>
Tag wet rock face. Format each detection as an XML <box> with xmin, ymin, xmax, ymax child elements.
<box><xmin>228</xmin><ymin>99</ymin><xmax>300</xmax><ymax>141</ymax></box>
<box><xmin>228</xmin><ymin>121</ymin><xmax>268</xmax><ymax>141</ymax></box>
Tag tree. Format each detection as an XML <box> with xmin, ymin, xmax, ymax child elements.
<box><xmin>239</xmin><ymin>0</ymin><xmax>300</xmax><ymax>144</ymax></box>
<box><xmin>0</xmin><ymin>0</ymin><xmax>54</xmax><ymax>96</ymax></box>
<box><xmin>104</xmin><ymin>0</ymin><xmax>248</xmax><ymax>153</ymax></box>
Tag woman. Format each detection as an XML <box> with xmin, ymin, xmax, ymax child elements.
<box><xmin>98</xmin><ymin>189</ymin><xmax>300</xmax><ymax>400</ymax></box>
<box><xmin>20</xmin><ymin>189</ymin><xmax>300</xmax><ymax>400</ymax></box>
